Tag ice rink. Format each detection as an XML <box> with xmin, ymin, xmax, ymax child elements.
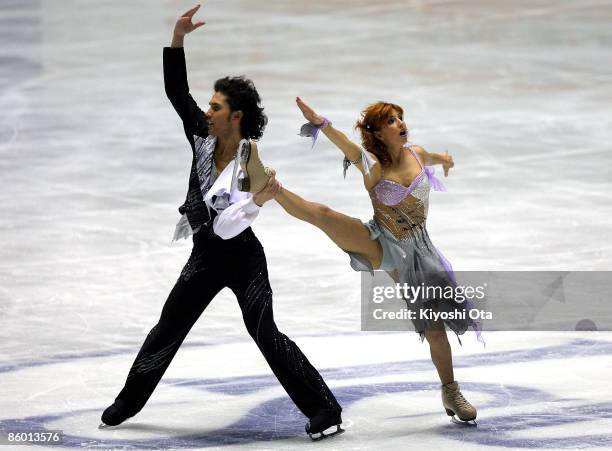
<box><xmin>1</xmin><ymin>0</ymin><xmax>612</xmax><ymax>449</ymax></box>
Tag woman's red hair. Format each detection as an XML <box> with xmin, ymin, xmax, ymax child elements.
<box><xmin>355</xmin><ymin>102</ymin><xmax>403</xmax><ymax>166</ymax></box>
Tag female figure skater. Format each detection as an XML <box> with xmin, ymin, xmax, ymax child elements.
<box><xmin>272</xmin><ymin>97</ymin><xmax>479</xmax><ymax>423</ymax></box>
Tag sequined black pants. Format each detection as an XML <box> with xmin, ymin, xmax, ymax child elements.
<box><xmin>114</xmin><ymin>227</ymin><xmax>341</xmax><ymax>420</ymax></box>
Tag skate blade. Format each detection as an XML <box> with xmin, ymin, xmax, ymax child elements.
<box><xmin>98</xmin><ymin>423</ymin><xmax>113</xmax><ymax>430</ymax></box>
<box><xmin>239</xmin><ymin>140</ymin><xmax>251</xmax><ymax>161</ymax></box>
<box><xmin>450</xmin><ymin>416</ymin><xmax>477</xmax><ymax>427</ymax></box>
<box><xmin>237</xmin><ymin>176</ymin><xmax>250</xmax><ymax>192</ymax></box>
<box><xmin>239</xmin><ymin>141</ymin><xmax>251</xmax><ymax>167</ymax></box>
<box><xmin>308</xmin><ymin>425</ymin><xmax>345</xmax><ymax>441</ymax></box>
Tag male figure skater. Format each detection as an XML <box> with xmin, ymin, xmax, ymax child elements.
<box><xmin>100</xmin><ymin>4</ymin><xmax>343</xmax><ymax>440</ymax></box>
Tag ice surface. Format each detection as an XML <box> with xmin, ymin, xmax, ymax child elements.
<box><xmin>1</xmin><ymin>0</ymin><xmax>611</xmax><ymax>449</ymax></box>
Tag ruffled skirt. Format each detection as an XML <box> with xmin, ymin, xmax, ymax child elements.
<box><xmin>348</xmin><ymin>219</ymin><xmax>480</xmax><ymax>340</ymax></box>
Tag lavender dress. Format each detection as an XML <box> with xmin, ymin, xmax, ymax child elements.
<box><xmin>299</xmin><ymin>122</ymin><xmax>481</xmax><ymax>340</ymax></box>
<box><xmin>347</xmin><ymin>145</ymin><xmax>480</xmax><ymax>339</ymax></box>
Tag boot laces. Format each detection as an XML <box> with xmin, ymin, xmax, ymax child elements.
<box><xmin>449</xmin><ymin>389</ymin><xmax>471</xmax><ymax>409</ymax></box>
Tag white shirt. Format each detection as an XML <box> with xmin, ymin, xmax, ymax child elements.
<box><xmin>203</xmin><ymin>158</ymin><xmax>260</xmax><ymax>239</ymax></box>
<box><xmin>172</xmin><ymin>138</ymin><xmax>260</xmax><ymax>241</ymax></box>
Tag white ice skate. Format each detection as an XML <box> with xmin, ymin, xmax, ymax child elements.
<box><xmin>441</xmin><ymin>381</ymin><xmax>477</xmax><ymax>426</ymax></box>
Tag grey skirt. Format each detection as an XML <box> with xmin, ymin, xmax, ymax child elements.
<box><xmin>347</xmin><ymin>219</ymin><xmax>477</xmax><ymax>339</ymax></box>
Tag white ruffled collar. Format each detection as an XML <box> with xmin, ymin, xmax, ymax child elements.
<box><xmin>203</xmin><ymin>140</ymin><xmax>250</xmax><ymax>212</ymax></box>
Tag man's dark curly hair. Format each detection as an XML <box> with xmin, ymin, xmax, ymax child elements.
<box><xmin>213</xmin><ymin>76</ymin><xmax>268</xmax><ymax>140</ymax></box>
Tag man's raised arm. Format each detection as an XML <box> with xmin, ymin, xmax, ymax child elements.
<box><xmin>163</xmin><ymin>4</ymin><xmax>207</xmax><ymax>138</ymax></box>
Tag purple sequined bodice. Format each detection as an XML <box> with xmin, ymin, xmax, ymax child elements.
<box><xmin>373</xmin><ymin>167</ymin><xmax>426</xmax><ymax>206</ymax></box>
<box><xmin>368</xmin><ymin>146</ymin><xmax>446</xmax><ymax>241</ymax></box>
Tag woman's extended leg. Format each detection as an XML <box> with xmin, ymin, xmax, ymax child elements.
<box><xmin>275</xmin><ymin>187</ymin><xmax>382</xmax><ymax>269</ymax></box>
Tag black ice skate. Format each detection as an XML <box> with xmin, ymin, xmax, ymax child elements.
<box><xmin>305</xmin><ymin>410</ymin><xmax>344</xmax><ymax>441</ymax></box>
<box><xmin>99</xmin><ymin>399</ymin><xmax>134</xmax><ymax>428</ymax></box>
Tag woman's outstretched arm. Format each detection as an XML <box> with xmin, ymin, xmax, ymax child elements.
<box><xmin>296</xmin><ymin>97</ymin><xmax>381</xmax><ymax>186</ymax></box>
<box><xmin>413</xmin><ymin>145</ymin><xmax>455</xmax><ymax>177</ymax></box>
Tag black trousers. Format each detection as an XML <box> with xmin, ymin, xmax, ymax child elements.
<box><xmin>115</xmin><ymin>227</ymin><xmax>341</xmax><ymax>419</ymax></box>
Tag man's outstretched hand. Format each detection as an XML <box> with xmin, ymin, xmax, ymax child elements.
<box><xmin>171</xmin><ymin>4</ymin><xmax>205</xmax><ymax>47</ymax></box>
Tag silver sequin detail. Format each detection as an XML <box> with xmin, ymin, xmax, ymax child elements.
<box><xmin>127</xmin><ymin>337</ymin><xmax>180</xmax><ymax>379</ymax></box>
<box><xmin>193</xmin><ymin>135</ymin><xmax>215</xmax><ymax>201</ymax></box>
<box><xmin>410</xmin><ymin>174</ymin><xmax>430</xmax><ymax>203</ymax></box>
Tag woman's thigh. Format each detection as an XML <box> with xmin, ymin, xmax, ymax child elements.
<box><xmin>314</xmin><ymin>207</ymin><xmax>383</xmax><ymax>270</ymax></box>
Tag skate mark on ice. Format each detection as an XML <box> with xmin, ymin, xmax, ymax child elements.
<box><xmin>1</xmin><ymin>382</ymin><xmax>611</xmax><ymax>448</ymax></box>
<box><xmin>1</xmin><ymin>339</ymin><xmax>612</xmax><ymax>447</ymax></box>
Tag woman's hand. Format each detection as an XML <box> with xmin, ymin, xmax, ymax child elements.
<box><xmin>253</xmin><ymin>173</ymin><xmax>281</xmax><ymax>206</ymax></box>
<box><xmin>296</xmin><ymin>97</ymin><xmax>325</xmax><ymax>126</ymax></box>
<box><xmin>442</xmin><ymin>151</ymin><xmax>454</xmax><ymax>177</ymax></box>
<box><xmin>173</xmin><ymin>4</ymin><xmax>206</xmax><ymax>38</ymax></box>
